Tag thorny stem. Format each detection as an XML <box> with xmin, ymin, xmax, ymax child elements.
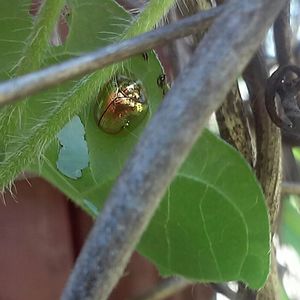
<box><xmin>60</xmin><ymin>1</ymin><xmax>286</xmax><ymax>299</ymax></box>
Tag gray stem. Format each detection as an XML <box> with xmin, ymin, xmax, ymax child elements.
<box><xmin>61</xmin><ymin>1</ymin><xmax>286</xmax><ymax>300</ymax></box>
<box><xmin>274</xmin><ymin>1</ymin><xmax>292</xmax><ymax>66</ymax></box>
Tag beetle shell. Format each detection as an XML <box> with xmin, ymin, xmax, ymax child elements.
<box><xmin>95</xmin><ymin>76</ymin><xmax>148</xmax><ymax>134</ymax></box>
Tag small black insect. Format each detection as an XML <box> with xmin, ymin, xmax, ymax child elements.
<box><xmin>156</xmin><ymin>74</ymin><xmax>169</xmax><ymax>96</ymax></box>
<box><xmin>157</xmin><ymin>74</ymin><xmax>166</xmax><ymax>89</ymax></box>
<box><xmin>142</xmin><ymin>52</ymin><xmax>148</xmax><ymax>61</ymax></box>
<box><xmin>61</xmin><ymin>5</ymin><xmax>71</xmax><ymax>18</ymax></box>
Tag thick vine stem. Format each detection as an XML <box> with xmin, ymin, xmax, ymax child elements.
<box><xmin>60</xmin><ymin>1</ymin><xmax>286</xmax><ymax>300</ymax></box>
<box><xmin>244</xmin><ymin>51</ymin><xmax>282</xmax><ymax>232</ymax></box>
<box><xmin>244</xmin><ymin>52</ymin><xmax>281</xmax><ymax>300</ymax></box>
<box><xmin>216</xmin><ymin>85</ymin><xmax>255</xmax><ymax>167</ymax></box>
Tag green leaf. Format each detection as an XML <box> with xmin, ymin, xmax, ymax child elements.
<box><xmin>65</xmin><ymin>0</ymin><xmax>128</xmax><ymax>53</ymax></box>
<box><xmin>0</xmin><ymin>0</ymin><xmax>33</xmax><ymax>79</ymax></box>
<box><xmin>292</xmin><ymin>147</ymin><xmax>300</xmax><ymax>162</ymax></box>
<box><xmin>138</xmin><ymin>130</ymin><xmax>270</xmax><ymax>289</ymax></box>
<box><xmin>86</xmin><ymin>52</ymin><xmax>163</xmax><ymax>181</ymax></box>
<box><xmin>39</xmin><ymin>124</ymin><xmax>270</xmax><ymax>289</ymax></box>
<box><xmin>56</xmin><ymin>116</ymin><xmax>89</xmax><ymax>179</ymax></box>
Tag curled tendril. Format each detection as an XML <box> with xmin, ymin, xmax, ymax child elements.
<box><xmin>265</xmin><ymin>65</ymin><xmax>300</xmax><ymax>131</ymax></box>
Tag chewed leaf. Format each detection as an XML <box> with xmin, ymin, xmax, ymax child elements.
<box><xmin>56</xmin><ymin>116</ymin><xmax>89</xmax><ymax>179</ymax></box>
<box><xmin>138</xmin><ymin>130</ymin><xmax>270</xmax><ymax>289</ymax></box>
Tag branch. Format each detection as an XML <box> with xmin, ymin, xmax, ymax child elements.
<box><xmin>60</xmin><ymin>1</ymin><xmax>286</xmax><ymax>300</ymax></box>
<box><xmin>0</xmin><ymin>6</ymin><xmax>223</xmax><ymax>107</ymax></box>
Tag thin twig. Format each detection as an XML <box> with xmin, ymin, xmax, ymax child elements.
<box><xmin>0</xmin><ymin>6</ymin><xmax>223</xmax><ymax>107</ymax></box>
<box><xmin>60</xmin><ymin>1</ymin><xmax>286</xmax><ymax>300</ymax></box>
<box><xmin>132</xmin><ymin>277</ymin><xmax>191</xmax><ymax>300</ymax></box>
<box><xmin>282</xmin><ymin>181</ymin><xmax>300</xmax><ymax>195</ymax></box>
